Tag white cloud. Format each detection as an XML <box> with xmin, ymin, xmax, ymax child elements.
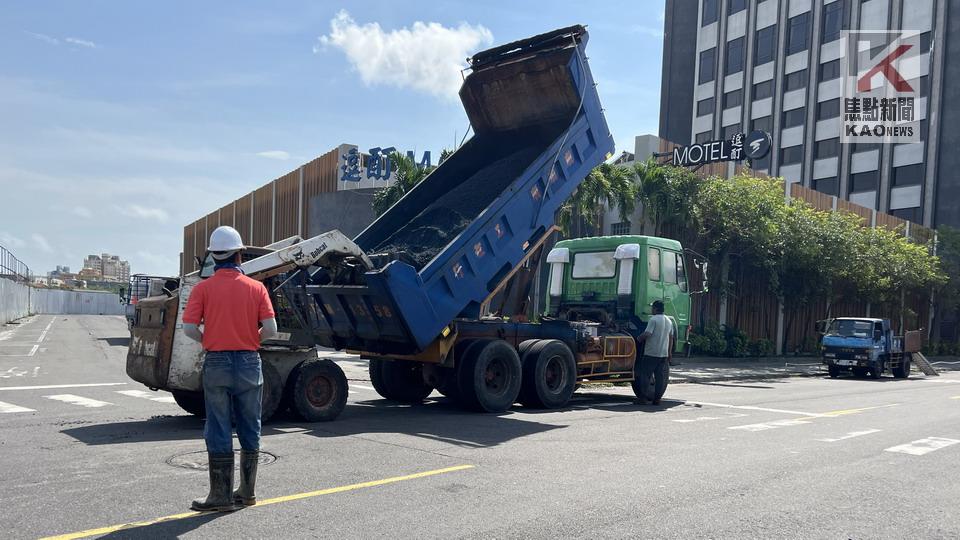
<box><xmin>630</xmin><ymin>25</ymin><xmax>664</xmax><ymax>39</ymax></box>
<box><xmin>256</xmin><ymin>150</ymin><xmax>290</xmax><ymax>160</ymax></box>
<box><xmin>115</xmin><ymin>204</ymin><xmax>170</xmax><ymax>222</ymax></box>
<box><xmin>31</xmin><ymin>233</ymin><xmax>53</xmax><ymax>253</ymax></box>
<box><xmin>316</xmin><ymin>10</ymin><xmax>492</xmax><ymax>99</ymax></box>
<box><xmin>72</xmin><ymin>206</ymin><xmax>92</xmax><ymax>218</ymax></box>
<box><xmin>0</xmin><ymin>231</ymin><xmax>26</xmax><ymax>249</ymax></box>
<box><xmin>65</xmin><ymin>37</ymin><xmax>97</xmax><ymax>49</ymax></box>
<box><xmin>26</xmin><ymin>31</ymin><xmax>59</xmax><ymax>45</ymax></box>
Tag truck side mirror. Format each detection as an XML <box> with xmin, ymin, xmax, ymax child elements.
<box><xmin>815</xmin><ymin>319</ymin><xmax>828</xmax><ymax>334</ymax></box>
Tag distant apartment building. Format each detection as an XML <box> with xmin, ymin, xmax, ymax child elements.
<box><xmin>83</xmin><ymin>254</ymin><xmax>130</xmax><ymax>282</ymax></box>
<box><xmin>659</xmin><ymin>0</ymin><xmax>958</xmax><ymax>229</ymax></box>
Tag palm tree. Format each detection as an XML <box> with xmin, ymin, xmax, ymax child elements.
<box><xmin>633</xmin><ymin>159</ymin><xmax>700</xmax><ymax>238</ymax></box>
<box><xmin>558</xmin><ymin>162</ymin><xmax>638</xmax><ymax>238</ymax></box>
<box><xmin>372</xmin><ymin>152</ymin><xmax>435</xmax><ymax>216</ymax></box>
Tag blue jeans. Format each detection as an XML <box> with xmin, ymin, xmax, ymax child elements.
<box><xmin>202</xmin><ymin>351</ymin><xmax>262</xmax><ymax>454</ymax></box>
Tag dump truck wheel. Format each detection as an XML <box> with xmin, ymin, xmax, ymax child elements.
<box><xmin>172</xmin><ymin>390</ymin><xmax>205</xmax><ymax>418</ymax></box>
<box><xmin>291</xmin><ymin>359</ymin><xmax>348</xmax><ymax>422</ymax></box>
<box><xmin>435</xmin><ymin>340</ymin><xmax>479</xmax><ymax>401</ymax></box>
<box><xmin>893</xmin><ymin>357</ymin><xmax>911</xmax><ymax>379</ymax></box>
<box><xmin>369</xmin><ymin>358</ymin><xmax>433</xmax><ymax>403</ymax></box>
<box><xmin>828</xmin><ymin>365</ymin><xmax>840</xmax><ymax>378</ymax></box>
<box><xmin>853</xmin><ymin>368</ymin><xmax>868</xmax><ymax>378</ymax></box>
<box><xmin>260</xmin><ymin>361</ymin><xmax>283</xmax><ymax>422</ymax></box>
<box><xmin>518</xmin><ymin>340</ymin><xmax>576</xmax><ymax>409</ymax></box>
<box><xmin>457</xmin><ymin>339</ymin><xmax>521</xmax><ymax>413</ymax></box>
<box><xmin>870</xmin><ymin>364</ymin><xmax>883</xmax><ymax>379</ymax></box>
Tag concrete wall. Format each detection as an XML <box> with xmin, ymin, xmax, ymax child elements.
<box><xmin>31</xmin><ymin>289</ymin><xmax>126</xmax><ymax>316</ymax></box>
<box><xmin>307</xmin><ymin>188</ymin><xmax>378</xmax><ymax>238</ymax></box>
<box><xmin>0</xmin><ymin>278</ymin><xmax>32</xmax><ymax>324</ymax></box>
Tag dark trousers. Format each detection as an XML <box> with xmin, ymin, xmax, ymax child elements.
<box><xmin>637</xmin><ymin>355</ymin><xmax>668</xmax><ymax>402</ymax></box>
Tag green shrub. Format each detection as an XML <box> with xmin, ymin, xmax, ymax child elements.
<box><xmin>748</xmin><ymin>338</ymin><xmax>774</xmax><ymax>357</ymax></box>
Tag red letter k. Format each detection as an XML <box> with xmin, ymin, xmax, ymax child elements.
<box><xmin>857</xmin><ymin>44</ymin><xmax>914</xmax><ymax>92</ymax></box>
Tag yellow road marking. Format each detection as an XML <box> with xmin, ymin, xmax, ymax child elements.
<box><xmin>950</xmin><ymin>396</ymin><xmax>960</xmax><ymax>400</ymax></box>
<box><xmin>41</xmin><ymin>464</ymin><xmax>475</xmax><ymax>540</ymax></box>
<box><xmin>793</xmin><ymin>403</ymin><xmax>901</xmax><ymax>422</ymax></box>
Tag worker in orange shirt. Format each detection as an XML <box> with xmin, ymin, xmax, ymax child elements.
<box><xmin>182</xmin><ymin>226</ymin><xmax>278</xmax><ymax>512</ymax></box>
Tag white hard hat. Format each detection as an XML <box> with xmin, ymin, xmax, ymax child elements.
<box><xmin>208</xmin><ymin>226</ymin><xmax>244</xmax><ymax>252</ymax></box>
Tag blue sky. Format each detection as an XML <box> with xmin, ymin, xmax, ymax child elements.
<box><xmin>0</xmin><ymin>1</ymin><xmax>665</xmax><ymax>276</ymax></box>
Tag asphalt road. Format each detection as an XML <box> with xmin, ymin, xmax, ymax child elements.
<box><xmin>1</xmin><ymin>315</ymin><xmax>958</xmax><ymax>539</ymax></box>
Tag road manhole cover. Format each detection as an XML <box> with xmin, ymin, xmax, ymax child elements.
<box><xmin>166</xmin><ymin>450</ymin><xmax>278</xmax><ymax>471</ymax></box>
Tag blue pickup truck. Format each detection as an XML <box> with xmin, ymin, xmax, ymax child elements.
<box><xmin>819</xmin><ymin>317</ymin><xmax>911</xmax><ymax>379</ymax></box>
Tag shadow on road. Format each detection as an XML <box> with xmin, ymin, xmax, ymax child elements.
<box><xmin>60</xmin><ymin>390</ymin><xmax>681</xmax><ymax>448</ymax></box>
<box><xmin>97</xmin><ymin>336</ymin><xmax>131</xmax><ymax>347</ymax></box>
<box><xmin>96</xmin><ymin>512</ymin><xmax>224</xmax><ymax>539</ymax></box>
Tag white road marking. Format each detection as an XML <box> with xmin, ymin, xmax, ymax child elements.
<box><xmin>816</xmin><ymin>429</ymin><xmax>882</xmax><ymax>442</ymax></box>
<box><xmin>116</xmin><ymin>390</ymin><xmax>176</xmax><ymax>403</ymax></box>
<box><xmin>683</xmin><ymin>400</ymin><xmax>824</xmax><ymax>417</ymax></box>
<box><xmin>35</xmin><ymin>318</ymin><xmax>54</xmax><ymax>343</ymax></box>
<box><xmin>921</xmin><ymin>379</ymin><xmax>960</xmax><ymax>384</ymax></box>
<box><xmin>351</xmin><ymin>384</ymin><xmax>376</xmax><ymax>391</ymax></box>
<box><xmin>673</xmin><ymin>412</ymin><xmax>748</xmax><ymax>423</ymax></box>
<box><xmin>884</xmin><ymin>437</ymin><xmax>960</xmax><ymax>456</ymax></box>
<box><xmin>0</xmin><ymin>382</ymin><xmax>127</xmax><ymax>391</ymax></box>
<box><xmin>0</xmin><ymin>344</ymin><xmax>39</xmax><ymax>357</ymax></box>
<box><xmin>728</xmin><ymin>418</ymin><xmax>814</xmax><ymax>432</ymax></box>
<box><xmin>932</xmin><ymin>361</ymin><xmax>960</xmax><ymax>365</ymax></box>
<box><xmin>0</xmin><ymin>400</ymin><xmax>35</xmax><ymax>413</ymax></box>
<box><xmin>44</xmin><ymin>394</ymin><xmax>113</xmax><ymax>408</ymax></box>
<box><xmin>274</xmin><ymin>427</ymin><xmax>308</xmax><ymax>433</ymax></box>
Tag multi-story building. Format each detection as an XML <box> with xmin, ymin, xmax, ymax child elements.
<box><xmin>659</xmin><ymin>0</ymin><xmax>957</xmax><ymax>229</ymax></box>
<box><xmin>82</xmin><ymin>254</ymin><xmax>130</xmax><ymax>282</ymax></box>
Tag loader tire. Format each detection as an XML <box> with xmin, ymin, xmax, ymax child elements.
<box><xmin>518</xmin><ymin>340</ymin><xmax>576</xmax><ymax>409</ymax></box>
<box><xmin>369</xmin><ymin>358</ymin><xmax>433</xmax><ymax>403</ymax></box>
<box><xmin>260</xmin><ymin>361</ymin><xmax>283</xmax><ymax>422</ymax></box>
<box><xmin>291</xmin><ymin>359</ymin><xmax>348</xmax><ymax>422</ymax></box>
<box><xmin>172</xmin><ymin>390</ymin><xmax>205</xmax><ymax>418</ymax></box>
<box><xmin>457</xmin><ymin>339</ymin><xmax>521</xmax><ymax>413</ymax></box>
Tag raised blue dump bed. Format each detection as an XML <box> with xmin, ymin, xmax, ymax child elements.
<box><xmin>294</xmin><ymin>25</ymin><xmax>613</xmax><ymax>354</ymax></box>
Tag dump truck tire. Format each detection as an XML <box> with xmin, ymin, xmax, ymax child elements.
<box><xmin>291</xmin><ymin>359</ymin><xmax>348</xmax><ymax>422</ymax></box>
<box><xmin>260</xmin><ymin>361</ymin><xmax>283</xmax><ymax>422</ymax></box>
<box><xmin>172</xmin><ymin>390</ymin><xmax>205</xmax><ymax>418</ymax></box>
<box><xmin>457</xmin><ymin>339</ymin><xmax>521</xmax><ymax>413</ymax></box>
<box><xmin>828</xmin><ymin>365</ymin><xmax>840</xmax><ymax>378</ymax></box>
<box><xmin>369</xmin><ymin>358</ymin><xmax>433</xmax><ymax>403</ymax></box>
<box><xmin>518</xmin><ymin>340</ymin><xmax>576</xmax><ymax>409</ymax></box>
<box><xmin>435</xmin><ymin>340</ymin><xmax>477</xmax><ymax>401</ymax></box>
<box><xmin>893</xmin><ymin>357</ymin><xmax>911</xmax><ymax>379</ymax></box>
<box><xmin>853</xmin><ymin>367</ymin><xmax>868</xmax><ymax>378</ymax></box>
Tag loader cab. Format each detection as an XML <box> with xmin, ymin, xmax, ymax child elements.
<box><xmin>545</xmin><ymin>235</ymin><xmax>693</xmax><ymax>351</ymax></box>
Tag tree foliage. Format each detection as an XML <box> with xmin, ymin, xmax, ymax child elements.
<box><xmin>558</xmin><ymin>162</ymin><xmax>637</xmax><ymax>237</ymax></box>
<box><xmin>632</xmin><ymin>159</ymin><xmax>700</xmax><ymax>237</ymax></box>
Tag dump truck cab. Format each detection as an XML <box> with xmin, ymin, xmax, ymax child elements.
<box><xmin>545</xmin><ymin>235</ymin><xmax>691</xmax><ymax>353</ymax></box>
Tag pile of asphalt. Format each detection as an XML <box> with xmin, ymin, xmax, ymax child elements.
<box><xmin>374</xmin><ymin>146</ymin><xmax>540</xmax><ymax>269</ymax></box>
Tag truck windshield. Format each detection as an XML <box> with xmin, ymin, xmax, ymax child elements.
<box><xmin>571</xmin><ymin>251</ymin><xmax>616</xmax><ymax>279</ymax></box>
<box><xmin>827</xmin><ymin>320</ymin><xmax>873</xmax><ymax>338</ymax></box>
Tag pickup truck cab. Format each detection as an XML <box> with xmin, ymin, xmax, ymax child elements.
<box><xmin>819</xmin><ymin>317</ymin><xmax>910</xmax><ymax>379</ymax></box>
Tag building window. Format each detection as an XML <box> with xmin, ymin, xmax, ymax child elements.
<box><xmin>819</xmin><ymin>59</ymin><xmax>841</xmax><ymax>82</ymax></box>
<box><xmin>782</xmin><ymin>107</ymin><xmax>806</xmax><ymax>128</ymax></box>
<box><xmin>814</xmin><ymin>177</ymin><xmax>839</xmax><ymax>196</ymax></box>
<box><xmin>723</xmin><ymin>123</ymin><xmax>742</xmax><ymax>140</ymax></box>
<box><xmin>815</xmin><ymin>138</ymin><xmax>840</xmax><ymax>159</ymax></box>
<box><xmin>725</xmin><ymin>37</ymin><xmax>745</xmax><ymax>75</ymax></box>
<box><xmin>786</xmin><ymin>12</ymin><xmax>811</xmax><ymax>55</ymax></box>
<box><xmin>697</xmin><ymin>97</ymin><xmax>715</xmax><ymax>116</ymax></box>
<box><xmin>702</xmin><ymin>0</ymin><xmax>719</xmax><ymax>26</ymax></box>
<box><xmin>753</xmin><ymin>79</ymin><xmax>774</xmax><ymax>100</ymax></box>
<box><xmin>695</xmin><ymin>131</ymin><xmax>712</xmax><ymax>143</ymax></box>
<box><xmin>918</xmin><ymin>31</ymin><xmax>932</xmax><ymax>53</ymax></box>
<box><xmin>850</xmin><ymin>170</ymin><xmax>878</xmax><ymax>193</ymax></box>
<box><xmin>892</xmin><ymin>164</ymin><xmax>924</xmax><ymax>186</ymax></box>
<box><xmin>751</xmin><ymin>153</ymin><xmax>771</xmax><ymax>171</ymax></box>
<box><xmin>891</xmin><ymin>207</ymin><xmax>922</xmax><ymax>223</ymax></box>
<box><xmin>752</xmin><ymin>116</ymin><xmax>772</xmax><ymax>133</ymax></box>
<box><xmin>914</xmin><ymin>75</ymin><xmax>929</xmax><ymax>97</ymax></box>
<box><xmin>610</xmin><ymin>221</ymin><xmax>631</xmax><ymax>235</ymax></box>
<box><xmin>821</xmin><ymin>0</ymin><xmax>850</xmax><ymax>44</ymax></box>
<box><xmin>852</xmin><ymin>142</ymin><xmax>880</xmax><ymax>154</ymax></box>
<box><xmin>817</xmin><ymin>98</ymin><xmax>841</xmax><ymax>120</ymax></box>
<box><xmin>724</xmin><ymin>89</ymin><xmax>743</xmax><ymax>109</ymax></box>
<box><xmin>699</xmin><ymin>47</ymin><xmax>716</xmax><ymax>84</ymax></box>
<box><xmin>755</xmin><ymin>25</ymin><xmax>777</xmax><ymax>66</ymax></box>
<box><xmin>728</xmin><ymin>0</ymin><xmax>746</xmax><ymax>15</ymax></box>
<box><xmin>781</xmin><ymin>145</ymin><xmax>803</xmax><ymax>165</ymax></box>
<box><xmin>784</xmin><ymin>69</ymin><xmax>808</xmax><ymax>92</ymax></box>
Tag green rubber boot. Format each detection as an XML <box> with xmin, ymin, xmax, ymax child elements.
<box><xmin>233</xmin><ymin>449</ymin><xmax>259</xmax><ymax>506</ymax></box>
<box><xmin>191</xmin><ymin>453</ymin><xmax>240</xmax><ymax>512</ymax></box>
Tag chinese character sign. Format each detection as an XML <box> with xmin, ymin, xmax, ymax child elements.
<box><xmin>841</xmin><ymin>31</ymin><xmax>922</xmax><ymax>144</ymax></box>
<box><xmin>340</xmin><ymin>147</ymin><xmax>362</xmax><ymax>182</ymax></box>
